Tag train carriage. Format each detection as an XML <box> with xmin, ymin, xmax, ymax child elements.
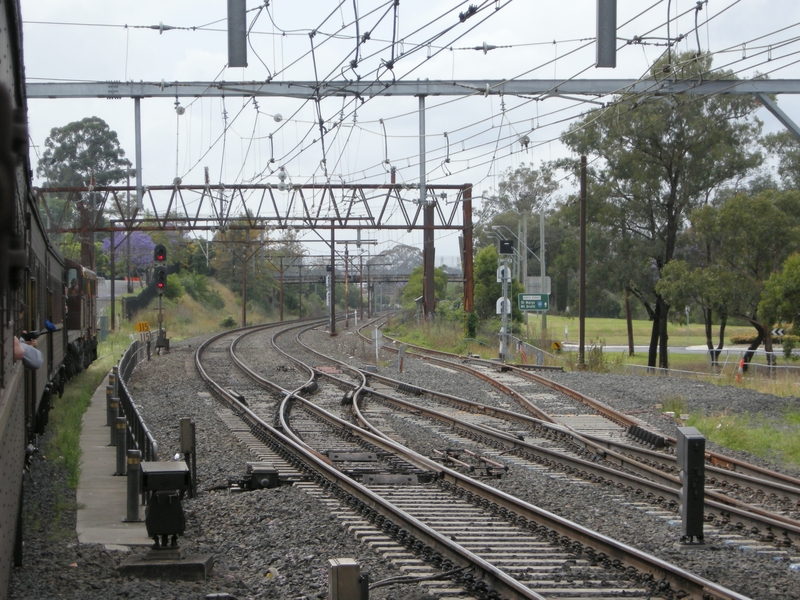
<box><xmin>0</xmin><ymin>0</ymin><xmax>35</xmax><ymax>594</ymax></box>
<box><xmin>22</xmin><ymin>209</ymin><xmax>68</xmax><ymax>438</ymax></box>
<box><xmin>0</xmin><ymin>0</ymin><xmax>98</xmax><ymax>595</ymax></box>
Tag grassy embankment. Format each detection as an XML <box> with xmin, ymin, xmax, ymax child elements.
<box><xmin>385</xmin><ymin>314</ymin><xmax>800</xmax><ymax>469</ymax></box>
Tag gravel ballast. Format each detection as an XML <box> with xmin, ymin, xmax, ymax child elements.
<box><xmin>8</xmin><ymin>330</ymin><xmax>800</xmax><ymax>599</ymax></box>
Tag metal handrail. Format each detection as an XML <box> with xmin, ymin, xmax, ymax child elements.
<box><xmin>116</xmin><ymin>337</ymin><xmax>158</xmax><ymax>462</ymax></box>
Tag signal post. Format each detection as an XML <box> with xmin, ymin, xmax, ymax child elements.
<box><xmin>153</xmin><ymin>245</ymin><xmax>169</xmax><ymax>352</ymax></box>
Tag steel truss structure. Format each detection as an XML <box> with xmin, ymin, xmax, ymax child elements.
<box><xmin>35</xmin><ymin>182</ymin><xmax>476</xmax><ymax>314</ymax></box>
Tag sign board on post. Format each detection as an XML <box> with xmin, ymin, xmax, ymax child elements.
<box><xmin>498</xmin><ymin>240</ymin><xmax>514</xmax><ymax>255</ymax></box>
<box><xmin>524</xmin><ymin>276</ymin><xmax>551</xmax><ymax>295</ymax></box>
<box><xmin>518</xmin><ymin>293</ymin><xmax>549</xmax><ymax>311</ymax></box>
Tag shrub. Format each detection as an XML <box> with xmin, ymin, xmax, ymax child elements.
<box><xmin>586</xmin><ymin>338</ymin><xmax>608</xmax><ymax>373</ymax></box>
<box><xmin>465</xmin><ymin>311</ymin><xmax>479</xmax><ymax>338</ymax></box>
<box><xmin>220</xmin><ymin>315</ymin><xmax>237</xmax><ymax>328</ymax></box>
<box><xmin>178</xmin><ymin>272</ymin><xmax>225</xmax><ymax>309</ymax></box>
<box><xmin>163</xmin><ymin>274</ymin><xmax>185</xmax><ymax>300</ymax></box>
<box><xmin>730</xmin><ymin>332</ymin><xmax>797</xmax><ymax>345</ymax></box>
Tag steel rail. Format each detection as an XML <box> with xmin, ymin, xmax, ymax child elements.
<box><xmin>345</xmin><ymin>323</ymin><xmax>800</xmax><ymax>538</ymax></box>
<box><xmin>197</xmin><ymin>323</ymin><xmax>546</xmax><ymax>599</ymax></box>
<box><xmin>576</xmin><ymin>429</ymin><xmax>800</xmax><ymax>508</ymax></box>
<box><xmin>288</xmin><ymin>325</ymin><xmax>767</xmax><ymax>598</ymax></box>
<box><xmin>205</xmin><ymin>320</ymin><xmax>753</xmax><ymax>598</ymax></box>
<box><xmin>361</xmin><ymin>385</ymin><xmax>800</xmax><ymax>546</ymax></box>
<box><xmin>268</xmin><ymin>349</ymin><xmax>752</xmax><ymax>599</ymax></box>
<box><xmin>291</xmin><ymin>348</ymin><xmax>800</xmax><ymax>547</ymax></box>
<box><xmin>371</xmin><ymin>325</ymin><xmax>800</xmax><ymax>501</ymax></box>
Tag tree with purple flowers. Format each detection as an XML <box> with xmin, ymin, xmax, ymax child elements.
<box><xmin>100</xmin><ymin>231</ymin><xmax>156</xmax><ymax>285</ymax></box>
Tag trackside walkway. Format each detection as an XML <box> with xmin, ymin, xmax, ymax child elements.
<box><xmin>75</xmin><ymin>372</ymin><xmax>150</xmax><ymax>547</ymax></box>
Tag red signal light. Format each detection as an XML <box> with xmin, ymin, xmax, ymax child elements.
<box><xmin>155</xmin><ymin>266</ymin><xmax>166</xmax><ymax>291</ymax></box>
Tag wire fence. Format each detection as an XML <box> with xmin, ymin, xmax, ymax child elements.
<box><xmin>116</xmin><ymin>336</ymin><xmax>159</xmax><ymax>462</ymax></box>
<box><xmin>620</xmin><ymin>347</ymin><xmax>800</xmax><ymax>378</ymax></box>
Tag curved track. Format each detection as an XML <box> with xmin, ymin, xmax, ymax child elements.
<box><xmin>195</xmin><ymin>319</ymin><xmax>762</xmax><ymax>599</ymax></box>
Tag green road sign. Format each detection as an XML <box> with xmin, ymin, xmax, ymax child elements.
<box><xmin>518</xmin><ymin>293</ymin><xmax>549</xmax><ymax>311</ymax></box>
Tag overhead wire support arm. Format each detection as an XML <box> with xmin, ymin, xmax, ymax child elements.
<box><xmin>27</xmin><ymin>79</ymin><xmax>800</xmax><ymax>99</ymax></box>
<box><xmin>755</xmin><ymin>92</ymin><xmax>800</xmax><ymax>142</ymax></box>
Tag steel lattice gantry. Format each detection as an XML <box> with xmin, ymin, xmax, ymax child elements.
<box><xmin>34</xmin><ymin>182</ymin><xmax>476</xmax><ymax>314</ymax></box>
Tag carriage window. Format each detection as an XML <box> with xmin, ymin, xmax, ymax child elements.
<box><xmin>68</xmin><ymin>269</ymin><xmax>79</xmax><ymax>296</ymax></box>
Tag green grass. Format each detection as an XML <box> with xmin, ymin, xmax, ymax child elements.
<box><xmin>688</xmin><ymin>410</ymin><xmax>800</xmax><ymax>466</ymax></box>
<box><xmin>528</xmin><ymin>314</ymin><xmax>754</xmax><ymax>348</ymax></box>
<box><xmin>659</xmin><ymin>395</ymin><xmax>689</xmax><ymax>416</ymax></box>
<box><xmin>45</xmin><ymin>348</ymin><xmax>117</xmax><ymax>488</ymax></box>
<box><xmin>134</xmin><ymin>278</ymin><xmax>272</xmax><ymax>342</ymax></box>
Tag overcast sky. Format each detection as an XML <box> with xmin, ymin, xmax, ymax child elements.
<box><xmin>20</xmin><ymin>1</ymin><xmax>800</xmax><ymax>261</ymax></box>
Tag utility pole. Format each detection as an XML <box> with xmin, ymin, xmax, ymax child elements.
<box><xmin>462</xmin><ymin>186</ymin><xmax>474</xmax><ymax>314</ymax></box>
<box><xmin>420</xmin><ymin>95</ymin><xmax>436</xmax><ymax>318</ymax></box>
<box><xmin>579</xmin><ymin>156</ymin><xmax>587</xmax><ymax>368</ymax></box>
<box><xmin>241</xmin><ymin>252</ymin><xmax>247</xmax><ymax>327</ymax></box>
<box><xmin>126</xmin><ymin>170</ymin><xmax>133</xmax><ymax>293</ymax></box>
<box><xmin>334</xmin><ymin>240</ymin><xmax>378</xmax><ymax>325</ymax></box>
<box><xmin>366</xmin><ymin>263</ymin><xmax>371</xmax><ymax>318</ymax></box>
<box><xmin>359</xmin><ymin>254</ymin><xmax>363</xmax><ymax>320</ymax></box>
<box><xmin>298</xmin><ymin>262</ymin><xmax>303</xmax><ymax>318</ymax></box>
<box><xmin>110</xmin><ymin>229</ymin><xmax>116</xmax><ymax>330</ymax></box>
<box><xmin>330</xmin><ymin>220</ymin><xmax>336</xmax><ymax>336</ymax></box>
<box><xmin>344</xmin><ymin>246</ymin><xmax>350</xmax><ymax>329</ymax></box>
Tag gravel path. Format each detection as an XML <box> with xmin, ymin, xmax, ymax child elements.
<box><xmin>8</xmin><ymin>328</ymin><xmax>800</xmax><ymax>599</ymax></box>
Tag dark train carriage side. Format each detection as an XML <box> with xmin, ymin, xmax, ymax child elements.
<box><xmin>65</xmin><ymin>259</ymin><xmax>98</xmax><ymax>373</ymax></box>
<box><xmin>0</xmin><ymin>0</ymin><xmax>34</xmax><ymax>595</ymax></box>
<box><xmin>24</xmin><ymin>208</ymin><xmax>70</xmax><ymax>439</ymax></box>
<box><xmin>0</xmin><ymin>0</ymin><xmax>99</xmax><ymax>595</ymax></box>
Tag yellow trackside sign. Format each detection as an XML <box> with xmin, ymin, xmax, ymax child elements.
<box><xmin>135</xmin><ymin>322</ymin><xmax>150</xmax><ymax>332</ymax></box>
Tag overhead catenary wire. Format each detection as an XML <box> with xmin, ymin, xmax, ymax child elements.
<box><xmin>26</xmin><ymin>1</ymin><xmax>800</xmax><ymax>234</ymax></box>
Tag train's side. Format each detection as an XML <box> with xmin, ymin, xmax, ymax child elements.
<box><xmin>24</xmin><ymin>211</ymin><xmax>69</xmax><ymax>439</ymax></box>
<box><xmin>0</xmin><ymin>0</ymin><xmax>98</xmax><ymax>596</ymax></box>
<box><xmin>0</xmin><ymin>0</ymin><xmax>33</xmax><ymax>595</ymax></box>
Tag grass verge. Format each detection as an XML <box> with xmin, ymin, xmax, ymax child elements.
<box><xmin>44</xmin><ymin>336</ymin><xmax>121</xmax><ymax>489</ymax></box>
<box><xmin>688</xmin><ymin>410</ymin><xmax>800</xmax><ymax>467</ymax></box>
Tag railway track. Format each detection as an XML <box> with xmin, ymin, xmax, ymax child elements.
<box><xmin>194</xmin><ymin>319</ymin><xmax>763</xmax><ymax>599</ymax></box>
<box><xmin>363</xmin><ymin>322</ymin><xmax>800</xmax><ymax>515</ymax></box>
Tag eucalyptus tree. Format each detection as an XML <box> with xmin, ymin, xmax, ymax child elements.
<box><xmin>476</xmin><ymin>163</ymin><xmax>559</xmax><ymax>284</ymax></box>
<box><xmin>37</xmin><ymin>116</ymin><xmax>132</xmax><ymax>187</ymax></box>
<box><xmin>36</xmin><ymin>116</ymin><xmax>132</xmax><ymax>267</ymax></box>
<box><xmin>561</xmin><ymin>52</ymin><xmax>762</xmax><ymax>369</ymax></box>
<box><xmin>764</xmin><ymin>131</ymin><xmax>800</xmax><ymax>190</ymax></box>
<box><xmin>401</xmin><ymin>266</ymin><xmax>449</xmax><ymax>306</ymax></box>
<box><xmin>659</xmin><ymin>190</ymin><xmax>800</xmax><ymax>368</ymax></box>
